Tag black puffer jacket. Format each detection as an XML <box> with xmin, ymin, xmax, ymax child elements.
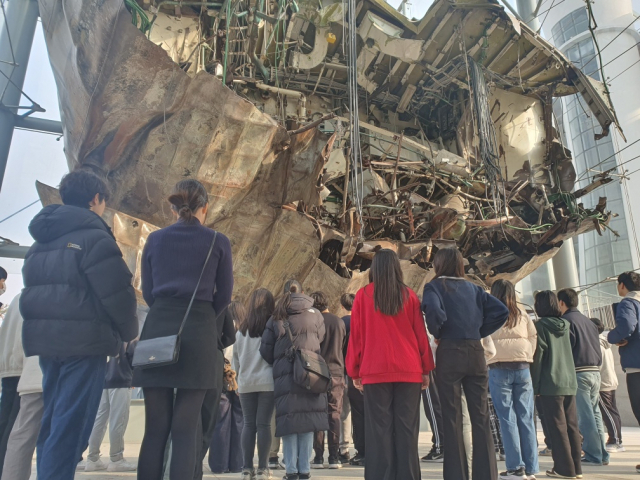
<box><xmin>20</xmin><ymin>205</ymin><xmax>138</xmax><ymax>357</ymax></box>
<box><xmin>260</xmin><ymin>294</ymin><xmax>329</xmax><ymax>436</ymax></box>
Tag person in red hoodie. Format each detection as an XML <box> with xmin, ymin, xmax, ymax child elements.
<box><xmin>346</xmin><ymin>249</ymin><xmax>434</xmax><ymax>480</ymax></box>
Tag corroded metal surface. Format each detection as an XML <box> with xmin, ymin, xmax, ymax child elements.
<box><xmin>36</xmin><ymin>0</ymin><xmax>622</xmax><ymax>304</ymax></box>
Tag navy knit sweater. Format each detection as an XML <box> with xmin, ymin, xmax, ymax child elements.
<box><xmin>141</xmin><ymin>219</ymin><xmax>234</xmax><ymax>315</ymax></box>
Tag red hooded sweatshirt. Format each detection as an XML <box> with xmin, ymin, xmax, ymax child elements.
<box><xmin>346</xmin><ymin>284</ymin><xmax>434</xmax><ymax>384</ymax></box>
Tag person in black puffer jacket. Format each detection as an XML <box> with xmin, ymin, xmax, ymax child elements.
<box><xmin>20</xmin><ymin>170</ymin><xmax>138</xmax><ymax>480</ymax></box>
<box><xmin>260</xmin><ymin>283</ymin><xmax>329</xmax><ymax>480</ymax></box>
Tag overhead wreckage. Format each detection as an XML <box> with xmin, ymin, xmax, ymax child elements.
<box><xmin>37</xmin><ymin>0</ymin><xmax>622</xmax><ymax>307</ymax></box>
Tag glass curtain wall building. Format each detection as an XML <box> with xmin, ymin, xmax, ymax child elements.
<box><xmin>549</xmin><ymin>7</ymin><xmax>634</xmax><ymax>301</ymax></box>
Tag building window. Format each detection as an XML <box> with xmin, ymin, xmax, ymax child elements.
<box><xmin>551</xmin><ymin>8</ymin><xmax>589</xmax><ymax>47</ymax></box>
<box><xmin>564</xmin><ymin>37</ymin><xmax>600</xmax><ymax>80</ymax></box>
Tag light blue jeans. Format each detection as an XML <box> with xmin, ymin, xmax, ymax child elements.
<box><xmin>282</xmin><ymin>432</ymin><xmax>313</xmax><ymax>475</ymax></box>
<box><xmin>576</xmin><ymin>371</ymin><xmax>610</xmax><ymax>464</ymax></box>
<box><xmin>488</xmin><ymin>368</ymin><xmax>539</xmax><ymax>475</ymax></box>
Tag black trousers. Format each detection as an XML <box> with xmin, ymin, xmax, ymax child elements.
<box><xmin>436</xmin><ymin>339</ymin><xmax>497</xmax><ymax>480</ymax></box>
<box><xmin>347</xmin><ymin>377</ymin><xmax>365</xmax><ymax>456</ymax></box>
<box><xmin>535</xmin><ymin>395</ymin><xmax>552</xmax><ymax>449</ymax></box>
<box><xmin>599</xmin><ymin>390</ymin><xmax>622</xmax><ymax>445</ymax></box>
<box><xmin>0</xmin><ymin>376</ymin><xmax>20</xmax><ymax>476</ymax></box>
<box><xmin>363</xmin><ymin>382</ymin><xmax>421</xmax><ymax>480</ymax></box>
<box><xmin>627</xmin><ymin>372</ymin><xmax>640</xmax><ymax>427</ymax></box>
<box><xmin>314</xmin><ymin>377</ymin><xmax>345</xmax><ymax>461</ymax></box>
<box><xmin>194</xmin><ymin>387</ymin><xmax>222</xmax><ymax>479</ymax></box>
<box><xmin>538</xmin><ymin>395</ymin><xmax>582</xmax><ymax>478</ymax></box>
<box><xmin>421</xmin><ymin>371</ymin><xmax>443</xmax><ymax>453</ymax></box>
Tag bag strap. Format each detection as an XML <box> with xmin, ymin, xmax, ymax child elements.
<box><xmin>177</xmin><ymin>231</ymin><xmax>218</xmax><ymax>337</ymax></box>
<box><xmin>283</xmin><ymin>321</ymin><xmax>296</xmax><ymax>347</ymax></box>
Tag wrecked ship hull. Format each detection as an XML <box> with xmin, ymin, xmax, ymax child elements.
<box><xmin>36</xmin><ymin>0</ymin><xmax>620</xmax><ymax>311</ymax></box>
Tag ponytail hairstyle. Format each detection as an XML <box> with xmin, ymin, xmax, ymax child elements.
<box><xmin>490</xmin><ymin>279</ymin><xmax>521</xmax><ymax>329</ymax></box>
<box><xmin>274</xmin><ymin>280</ymin><xmax>302</xmax><ymax>322</ymax></box>
<box><xmin>369</xmin><ymin>249</ymin><xmax>407</xmax><ymax>316</ymax></box>
<box><xmin>168</xmin><ymin>179</ymin><xmax>208</xmax><ymax>223</ymax></box>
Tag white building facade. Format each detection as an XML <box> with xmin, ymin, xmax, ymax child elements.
<box><xmin>541</xmin><ymin>0</ymin><xmax>640</xmax><ymax>305</ymax></box>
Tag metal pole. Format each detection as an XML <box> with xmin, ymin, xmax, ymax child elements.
<box><xmin>0</xmin><ymin>244</ymin><xmax>29</xmax><ymax>259</ymax></box>
<box><xmin>516</xmin><ymin>0</ymin><xmax>541</xmax><ymax>31</ymax></box>
<box><xmin>0</xmin><ymin>0</ymin><xmax>39</xmax><ymax>191</ymax></box>
<box><xmin>14</xmin><ymin>116</ymin><xmax>62</xmax><ymax>135</ymax></box>
<box><xmin>552</xmin><ymin>240</ymin><xmax>580</xmax><ymax>290</ymax></box>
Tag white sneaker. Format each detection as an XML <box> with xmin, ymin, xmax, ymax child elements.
<box><xmin>256</xmin><ymin>469</ymin><xmax>272</xmax><ymax>480</ymax></box>
<box><xmin>85</xmin><ymin>458</ymin><xmax>108</xmax><ymax>472</ymax></box>
<box><xmin>526</xmin><ymin>476</ymin><xmax>536</xmax><ymax>480</ymax></box>
<box><xmin>76</xmin><ymin>460</ymin><xmax>86</xmax><ymax>471</ymax></box>
<box><xmin>107</xmin><ymin>459</ymin><xmax>137</xmax><ymax>472</ymax></box>
<box><xmin>606</xmin><ymin>443</ymin><xmax>625</xmax><ymax>452</ymax></box>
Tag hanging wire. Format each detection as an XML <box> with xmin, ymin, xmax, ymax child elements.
<box><xmin>0</xmin><ymin>0</ymin><xmax>17</xmax><ymax>103</ymax></box>
<box><xmin>537</xmin><ymin>0</ymin><xmax>557</xmax><ymax>33</ymax></box>
<box><xmin>612</xmin><ymin>132</ymin><xmax>640</xmax><ymax>265</ymax></box>
<box><xmin>576</xmin><ymin>137</ymin><xmax>640</xmax><ymax>181</ymax></box>
<box><xmin>579</xmin><ymin>12</ymin><xmax>640</xmax><ymax>73</ymax></box>
<box><xmin>0</xmin><ymin>199</ymin><xmax>39</xmax><ymax>224</ymax></box>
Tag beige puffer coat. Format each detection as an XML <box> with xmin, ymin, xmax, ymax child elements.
<box><xmin>488</xmin><ymin>308</ymin><xmax>537</xmax><ymax>365</ymax></box>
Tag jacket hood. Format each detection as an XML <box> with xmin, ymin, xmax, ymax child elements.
<box><xmin>287</xmin><ymin>293</ymin><xmax>315</xmax><ymax>314</ymax></box>
<box><xmin>627</xmin><ymin>291</ymin><xmax>640</xmax><ymax>302</ymax></box>
<box><xmin>540</xmin><ymin>316</ymin><xmax>568</xmax><ymax>337</ymax></box>
<box><xmin>29</xmin><ymin>205</ymin><xmax>112</xmax><ymax>243</ymax></box>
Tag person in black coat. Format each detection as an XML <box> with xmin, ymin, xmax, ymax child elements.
<box><xmin>260</xmin><ymin>284</ymin><xmax>329</xmax><ymax>480</ymax></box>
<box><xmin>20</xmin><ymin>169</ymin><xmax>138</xmax><ymax>480</ymax></box>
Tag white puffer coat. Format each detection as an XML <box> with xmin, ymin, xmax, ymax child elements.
<box><xmin>488</xmin><ymin>308</ymin><xmax>537</xmax><ymax>365</ymax></box>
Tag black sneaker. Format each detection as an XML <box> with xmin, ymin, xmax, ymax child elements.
<box><xmin>310</xmin><ymin>458</ymin><xmax>324</xmax><ymax>469</ymax></box>
<box><xmin>269</xmin><ymin>458</ymin><xmax>281</xmax><ymax>470</ymax></box>
<box><xmin>421</xmin><ymin>447</ymin><xmax>444</xmax><ymax>463</ymax></box>
<box><xmin>339</xmin><ymin>452</ymin><xmax>350</xmax><ymax>463</ymax></box>
<box><xmin>299</xmin><ymin>474</ymin><xmax>310</xmax><ymax>480</ymax></box>
<box><xmin>349</xmin><ymin>454</ymin><xmax>365</xmax><ymax>466</ymax></box>
<box><xmin>499</xmin><ymin>467</ymin><xmax>525</xmax><ymax>479</ymax></box>
<box><xmin>328</xmin><ymin>456</ymin><xmax>341</xmax><ymax>469</ymax></box>
<box><xmin>284</xmin><ymin>475</ymin><xmax>298</xmax><ymax>480</ymax></box>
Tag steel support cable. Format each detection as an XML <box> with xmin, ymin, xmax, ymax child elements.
<box><xmin>0</xmin><ymin>199</ymin><xmax>39</xmax><ymax>224</ymax></box>
<box><xmin>613</xmin><ymin>133</ymin><xmax>640</xmax><ymax>264</ymax></box>
<box><xmin>576</xmin><ymin>137</ymin><xmax>640</xmax><ymax>181</ymax></box>
<box><xmin>608</xmin><ymin>57</ymin><xmax>640</xmax><ymax>82</ymax></box>
<box><xmin>0</xmin><ymin>0</ymin><xmax>17</xmax><ymax>102</ymax></box>
<box><xmin>537</xmin><ymin>0</ymin><xmax>557</xmax><ymax>33</ymax></box>
<box><xmin>0</xmin><ymin>67</ymin><xmax>42</xmax><ymax>111</ymax></box>
<box><xmin>580</xmin><ymin>12</ymin><xmax>640</xmax><ymax>73</ymax></box>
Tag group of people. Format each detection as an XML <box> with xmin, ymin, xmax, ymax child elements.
<box><xmin>0</xmin><ymin>168</ymin><xmax>639</xmax><ymax>480</ymax></box>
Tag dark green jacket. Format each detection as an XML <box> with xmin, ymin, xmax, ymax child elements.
<box><xmin>531</xmin><ymin>316</ymin><xmax>577</xmax><ymax>396</ymax></box>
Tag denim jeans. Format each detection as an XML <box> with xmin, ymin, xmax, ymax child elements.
<box><xmin>37</xmin><ymin>356</ymin><xmax>106</xmax><ymax>480</ymax></box>
<box><xmin>576</xmin><ymin>371</ymin><xmax>610</xmax><ymax>464</ymax></box>
<box><xmin>239</xmin><ymin>391</ymin><xmax>275</xmax><ymax>470</ymax></box>
<box><xmin>488</xmin><ymin>368</ymin><xmax>539</xmax><ymax>475</ymax></box>
<box><xmin>87</xmin><ymin>388</ymin><xmax>132</xmax><ymax>462</ymax></box>
<box><xmin>282</xmin><ymin>432</ymin><xmax>313</xmax><ymax>475</ymax></box>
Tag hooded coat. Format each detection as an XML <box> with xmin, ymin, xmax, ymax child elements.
<box><xmin>530</xmin><ymin>317</ymin><xmax>577</xmax><ymax>396</ymax></box>
<box><xmin>259</xmin><ymin>293</ymin><xmax>329</xmax><ymax>437</ymax></box>
<box><xmin>20</xmin><ymin>205</ymin><xmax>138</xmax><ymax>357</ymax></box>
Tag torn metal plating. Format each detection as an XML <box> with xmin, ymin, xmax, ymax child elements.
<box><xmin>37</xmin><ymin>0</ymin><xmax>621</xmax><ymax>310</ymax></box>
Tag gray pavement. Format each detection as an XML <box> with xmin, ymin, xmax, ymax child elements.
<box><xmin>63</xmin><ymin>427</ymin><xmax>640</xmax><ymax>479</ymax></box>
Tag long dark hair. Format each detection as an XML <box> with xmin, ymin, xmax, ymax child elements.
<box><xmin>491</xmin><ymin>279</ymin><xmax>521</xmax><ymax>329</ymax></box>
<box><xmin>227</xmin><ymin>301</ymin><xmax>247</xmax><ymax>329</ymax></box>
<box><xmin>242</xmin><ymin>288</ymin><xmax>275</xmax><ymax>338</ymax></box>
<box><xmin>168</xmin><ymin>179</ymin><xmax>208</xmax><ymax>223</ymax></box>
<box><xmin>534</xmin><ymin>290</ymin><xmax>562</xmax><ymax>318</ymax></box>
<box><xmin>433</xmin><ymin>248</ymin><xmax>465</xmax><ymax>278</ymax></box>
<box><xmin>274</xmin><ymin>281</ymin><xmax>302</xmax><ymax>322</ymax></box>
<box><xmin>369</xmin><ymin>249</ymin><xmax>407</xmax><ymax>316</ymax></box>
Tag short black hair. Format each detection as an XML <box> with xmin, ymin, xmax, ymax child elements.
<box><xmin>340</xmin><ymin>293</ymin><xmax>355</xmax><ymax>311</ymax></box>
<box><xmin>534</xmin><ymin>290</ymin><xmax>562</xmax><ymax>318</ymax></box>
<box><xmin>0</xmin><ymin>267</ymin><xmax>6</xmax><ymax>280</ymax></box>
<box><xmin>59</xmin><ymin>169</ymin><xmax>110</xmax><ymax>209</ymax></box>
<box><xmin>618</xmin><ymin>271</ymin><xmax>640</xmax><ymax>292</ymax></box>
<box><xmin>310</xmin><ymin>291</ymin><xmax>329</xmax><ymax>312</ymax></box>
<box><xmin>591</xmin><ymin>317</ymin><xmax>605</xmax><ymax>334</ymax></box>
<box><xmin>557</xmin><ymin>288</ymin><xmax>579</xmax><ymax>309</ymax></box>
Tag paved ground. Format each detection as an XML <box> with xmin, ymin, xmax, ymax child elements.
<box><xmin>59</xmin><ymin>427</ymin><xmax>640</xmax><ymax>479</ymax></box>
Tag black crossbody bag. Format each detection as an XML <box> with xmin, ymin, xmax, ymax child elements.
<box><xmin>133</xmin><ymin>232</ymin><xmax>218</xmax><ymax>369</ymax></box>
<box><xmin>284</xmin><ymin>321</ymin><xmax>331</xmax><ymax>394</ymax></box>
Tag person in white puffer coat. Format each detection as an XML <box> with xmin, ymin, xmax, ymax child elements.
<box><xmin>0</xmin><ymin>292</ymin><xmax>25</xmax><ymax>474</ymax></box>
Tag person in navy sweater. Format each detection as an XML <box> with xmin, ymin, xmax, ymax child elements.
<box><xmin>346</xmin><ymin>249</ymin><xmax>434</xmax><ymax>480</ymax></box>
<box><xmin>421</xmin><ymin>248</ymin><xmax>508</xmax><ymax>480</ymax></box>
<box><xmin>608</xmin><ymin>271</ymin><xmax>640</xmax><ymax>474</ymax></box>
<box><xmin>133</xmin><ymin>179</ymin><xmax>234</xmax><ymax>480</ymax></box>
